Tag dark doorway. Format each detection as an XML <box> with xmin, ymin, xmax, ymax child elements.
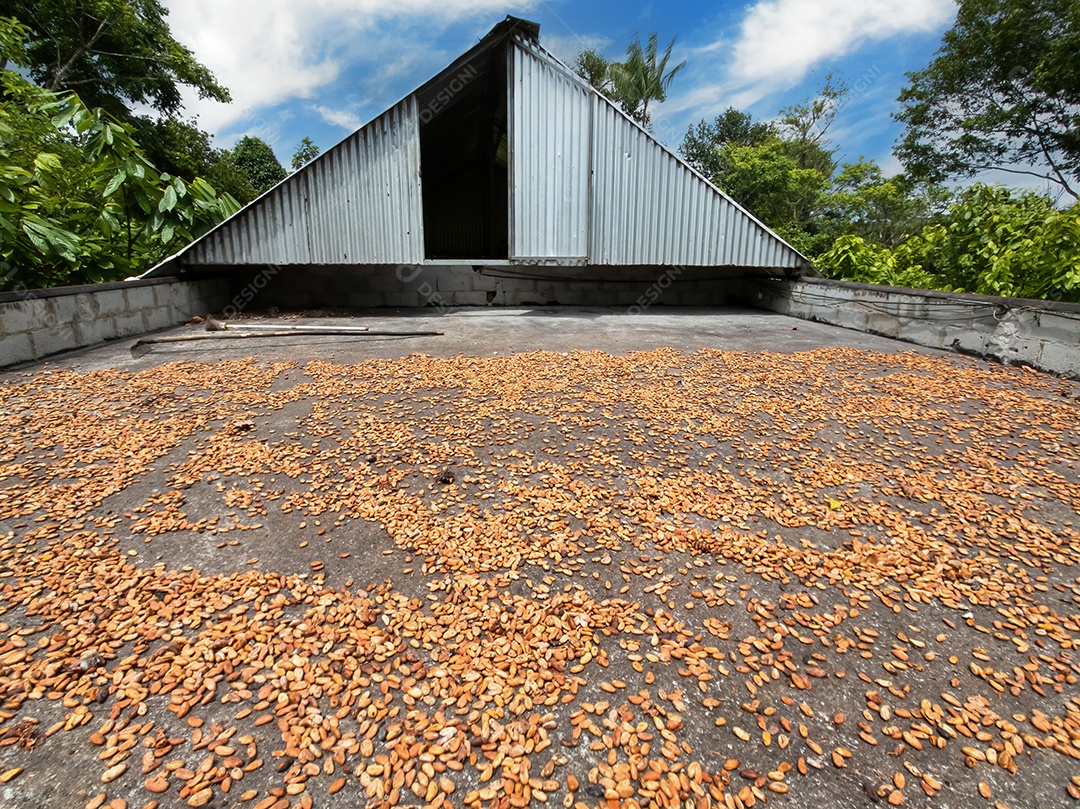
<box><xmin>418</xmin><ymin>42</ymin><xmax>509</xmax><ymax>260</ymax></box>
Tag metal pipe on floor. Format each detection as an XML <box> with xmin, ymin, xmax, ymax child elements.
<box><xmin>205</xmin><ymin>318</ymin><xmax>373</xmax><ymax>333</ymax></box>
<box><xmin>131</xmin><ymin>328</ymin><xmax>444</xmax><ymax>356</ymax></box>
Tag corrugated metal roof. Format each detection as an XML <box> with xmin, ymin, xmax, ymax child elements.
<box><xmin>307</xmin><ymin>98</ymin><xmax>424</xmax><ymax>264</ymax></box>
<box><xmin>145</xmin><ymin>16</ymin><xmax>804</xmax><ymax>277</ymax></box>
<box><xmin>509</xmin><ymin>40</ymin><xmax>592</xmax><ymax>264</ymax></box>
<box><xmin>182</xmin><ymin>98</ymin><xmax>423</xmax><ymax>267</ymax></box>
<box><xmin>590</xmin><ymin>95</ymin><xmax>796</xmax><ymax>266</ymax></box>
<box><xmin>510</xmin><ymin>36</ymin><xmax>804</xmax><ymax>269</ymax></box>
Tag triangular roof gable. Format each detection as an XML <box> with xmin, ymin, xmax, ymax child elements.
<box><xmin>145</xmin><ymin>16</ymin><xmax>804</xmax><ymax>275</ymax></box>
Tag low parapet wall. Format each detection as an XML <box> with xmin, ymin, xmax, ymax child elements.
<box><xmin>5</xmin><ymin>270</ymin><xmax>1078</xmax><ymax>378</ymax></box>
<box><xmin>749</xmin><ymin>277</ymin><xmax>1080</xmax><ymax>378</ymax></box>
<box><xmin>0</xmin><ymin>276</ymin><xmax>230</xmax><ymax>367</ymax></box>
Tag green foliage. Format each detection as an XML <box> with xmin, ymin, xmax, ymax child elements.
<box><xmin>679</xmin><ymin>107</ymin><xmax>773</xmax><ymax>180</ymax></box>
<box><xmin>895</xmin><ymin>0</ymin><xmax>1080</xmax><ymax>199</ymax></box>
<box><xmin>822</xmin><ymin>162</ymin><xmax>951</xmax><ymax>247</ymax></box>
<box><xmin>679</xmin><ymin>79</ymin><xmax>849</xmax><ymax>254</ymax></box>
<box><xmin>203</xmin><ymin>152</ymin><xmax>256</xmax><ymax>205</ymax></box>
<box><xmin>916</xmin><ymin>185</ymin><xmax>1080</xmax><ymax>299</ymax></box>
<box><xmin>573</xmin><ymin>49</ymin><xmax>613</xmax><ymax>96</ymax></box>
<box><xmin>232</xmin><ymin>136</ymin><xmax>286</xmax><ymax>195</ymax></box>
<box><xmin>134</xmin><ymin>117</ymin><xmax>256</xmax><ymax>204</ymax></box>
<box><xmin>777</xmin><ymin>74</ymin><xmax>846</xmax><ymax>175</ymax></box>
<box><xmin>0</xmin><ymin>17</ymin><xmax>240</xmax><ymax>290</ymax></box>
<box><xmin>608</xmin><ymin>33</ymin><xmax>685</xmax><ymax>128</ymax></box>
<box><xmin>815</xmin><ymin>185</ymin><xmax>1080</xmax><ymax>301</ymax></box>
<box><xmin>715</xmin><ymin>137</ymin><xmax>851</xmax><ymax>259</ymax></box>
<box><xmin>573</xmin><ymin>33</ymin><xmax>685</xmax><ymax>129</ymax></box>
<box><xmin>716</xmin><ymin>138</ymin><xmax>830</xmax><ymax>235</ymax></box>
<box><xmin>290</xmin><ymin>137</ymin><xmax>320</xmax><ymax>171</ymax></box>
<box><xmin>813</xmin><ymin>235</ymin><xmax>936</xmax><ymax>288</ymax></box>
<box><xmin>677</xmin><ymin>77</ymin><xmax>960</xmax><ymax>277</ymax></box>
<box><xmin>2</xmin><ymin>0</ymin><xmax>230</xmax><ymax>120</ymax></box>
<box><xmin>134</xmin><ymin>117</ymin><xmax>215</xmax><ymax>181</ymax></box>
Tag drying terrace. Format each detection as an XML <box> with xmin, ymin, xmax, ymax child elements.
<box><xmin>0</xmin><ymin>307</ymin><xmax>1078</xmax><ymax>809</ymax></box>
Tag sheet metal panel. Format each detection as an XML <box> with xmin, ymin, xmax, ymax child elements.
<box><xmin>186</xmin><ymin>98</ymin><xmax>424</xmax><ymax>265</ymax></box>
<box><xmin>509</xmin><ymin>39</ymin><xmax>591</xmax><ymax>263</ymax></box>
<box><xmin>165</xmin><ymin>20</ymin><xmax>803</xmax><ymax>273</ymax></box>
<box><xmin>589</xmin><ymin>93</ymin><xmax>803</xmax><ymax>268</ymax></box>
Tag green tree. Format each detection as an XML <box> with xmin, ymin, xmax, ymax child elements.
<box><xmin>134</xmin><ymin>117</ymin><xmax>214</xmax><ymax>180</ymax></box>
<box><xmin>812</xmin><ymin>234</ymin><xmax>936</xmax><ymax>289</ymax></box>
<box><xmin>290</xmin><ymin>136</ymin><xmax>320</xmax><ymax>171</ymax></box>
<box><xmin>714</xmin><ymin>138</ymin><xmax>833</xmax><ymax>255</ymax></box>
<box><xmin>0</xmin><ymin>17</ymin><xmax>239</xmax><ymax>289</ymax></box>
<box><xmin>683</xmin><ymin>81</ymin><xmax>848</xmax><ymax>254</ymax></box>
<box><xmin>679</xmin><ymin>107</ymin><xmax>774</xmax><ymax>180</ymax></box>
<box><xmin>608</xmin><ymin>33</ymin><xmax>685</xmax><ymax>127</ymax></box>
<box><xmin>133</xmin><ymin>117</ymin><xmax>255</xmax><ymax>203</ymax></box>
<box><xmin>895</xmin><ymin>0</ymin><xmax>1080</xmax><ymax>199</ymax></box>
<box><xmin>2</xmin><ymin>0</ymin><xmax>230</xmax><ymax>121</ymax></box>
<box><xmin>572</xmin><ymin>33</ymin><xmax>685</xmax><ymax>128</ymax></box>
<box><xmin>777</xmin><ymin>73</ymin><xmax>847</xmax><ymax>174</ymax></box>
<box><xmin>916</xmin><ymin>184</ymin><xmax>1080</xmax><ymax>298</ymax></box>
<box><xmin>573</xmin><ymin>48</ymin><xmax>613</xmax><ymax>96</ymax></box>
<box><xmin>822</xmin><ymin>162</ymin><xmax>951</xmax><ymax>247</ymax></box>
<box><xmin>203</xmin><ymin>151</ymin><xmax>256</xmax><ymax>205</ymax></box>
<box><xmin>231</xmin><ymin>136</ymin><xmax>285</xmax><ymax>195</ymax></box>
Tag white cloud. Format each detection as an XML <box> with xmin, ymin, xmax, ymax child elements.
<box><xmin>313</xmin><ymin>105</ymin><xmax>363</xmax><ymax>132</ymax></box>
<box><xmin>163</xmin><ymin>0</ymin><xmax>507</xmax><ymax>138</ymax></box>
<box><xmin>540</xmin><ymin>32</ymin><xmax>612</xmax><ymax>67</ymax></box>
<box><xmin>726</xmin><ymin>0</ymin><xmax>954</xmax><ymax>105</ymax></box>
<box><xmin>665</xmin><ymin>0</ymin><xmax>954</xmax><ymax>118</ymax></box>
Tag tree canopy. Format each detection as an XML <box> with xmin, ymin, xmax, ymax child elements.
<box><xmin>816</xmin><ymin>185</ymin><xmax>1080</xmax><ymax>301</ymax></box>
<box><xmin>714</xmin><ymin>138</ymin><xmax>832</xmax><ymax>253</ymax></box>
<box><xmin>573</xmin><ymin>32</ymin><xmax>685</xmax><ymax>128</ymax></box>
<box><xmin>895</xmin><ymin>0</ymin><xmax>1080</xmax><ymax>199</ymax></box>
<box><xmin>678</xmin><ymin>79</ymin><xmax>860</xmax><ymax>256</ymax></box>
<box><xmin>290</xmin><ymin>137</ymin><xmax>320</xmax><ymax>171</ymax></box>
<box><xmin>232</xmin><ymin>136</ymin><xmax>286</xmax><ymax>195</ymax></box>
<box><xmin>680</xmin><ymin>107</ymin><xmax>774</xmax><ymax>180</ymax></box>
<box><xmin>608</xmin><ymin>33</ymin><xmax>685</xmax><ymax>127</ymax></box>
<box><xmin>134</xmin><ymin>117</ymin><xmax>257</xmax><ymax>204</ymax></box>
<box><xmin>0</xmin><ymin>18</ymin><xmax>239</xmax><ymax>290</ymax></box>
<box><xmin>777</xmin><ymin>74</ymin><xmax>846</xmax><ymax>175</ymax></box>
<box><xmin>0</xmin><ymin>1</ymin><xmax>244</xmax><ymax>220</ymax></box>
<box><xmin>821</xmin><ymin>162</ymin><xmax>951</xmax><ymax>248</ymax></box>
<box><xmin>573</xmin><ymin>49</ymin><xmax>612</xmax><ymax>97</ymax></box>
<box><xmin>1</xmin><ymin>0</ymin><xmax>230</xmax><ymax>121</ymax></box>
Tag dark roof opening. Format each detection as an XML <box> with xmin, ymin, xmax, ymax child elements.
<box><xmin>419</xmin><ymin>40</ymin><xmax>509</xmax><ymax>261</ymax></box>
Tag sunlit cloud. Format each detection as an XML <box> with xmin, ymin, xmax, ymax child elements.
<box><xmin>666</xmin><ymin>0</ymin><xmax>954</xmax><ymax>116</ymax></box>
<box><xmin>312</xmin><ymin>105</ymin><xmax>363</xmax><ymax>132</ymax></box>
<box><xmin>163</xmin><ymin>0</ymin><xmax>507</xmax><ymax>142</ymax></box>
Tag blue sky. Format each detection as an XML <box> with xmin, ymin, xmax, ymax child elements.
<box><xmin>163</xmin><ymin>0</ymin><xmax>958</xmax><ymax>176</ymax></box>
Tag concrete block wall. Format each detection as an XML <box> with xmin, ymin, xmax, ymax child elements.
<box><xmin>248</xmin><ymin>264</ymin><xmax>748</xmax><ymax>311</ymax></box>
<box><xmin>0</xmin><ymin>276</ymin><xmax>231</xmax><ymax>366</ymax></box>
<box><xmin>748</xmin><ymin>277</ymin><xmax>1080</xmax><ymax>378</ymax></box>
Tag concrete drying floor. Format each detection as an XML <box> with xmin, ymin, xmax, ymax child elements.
<box><xmin>1</xmin><ymin>307</ymin><xmax>1079</xmax><ymax>809</ymax></box>
<box><xmin>19</xmin><ymin>307</ymin><xmax>929</xmax><ymax>372</ymax></box>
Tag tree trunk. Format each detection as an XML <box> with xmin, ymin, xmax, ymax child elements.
<box><xmin>47</xmin><ymin>19</ymin><xmax>107</xmax><ymax>91</ymax></box>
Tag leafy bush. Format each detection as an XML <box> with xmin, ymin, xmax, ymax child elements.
<box><xmin>815</xmin><ymin>184</ymin><xmax>1080</xmax><ymax>302</ymax></box>
<box><xmin>814</xmin><ymin>235</ymin><xmax>935</xmax><ymax>289</ymax></box>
